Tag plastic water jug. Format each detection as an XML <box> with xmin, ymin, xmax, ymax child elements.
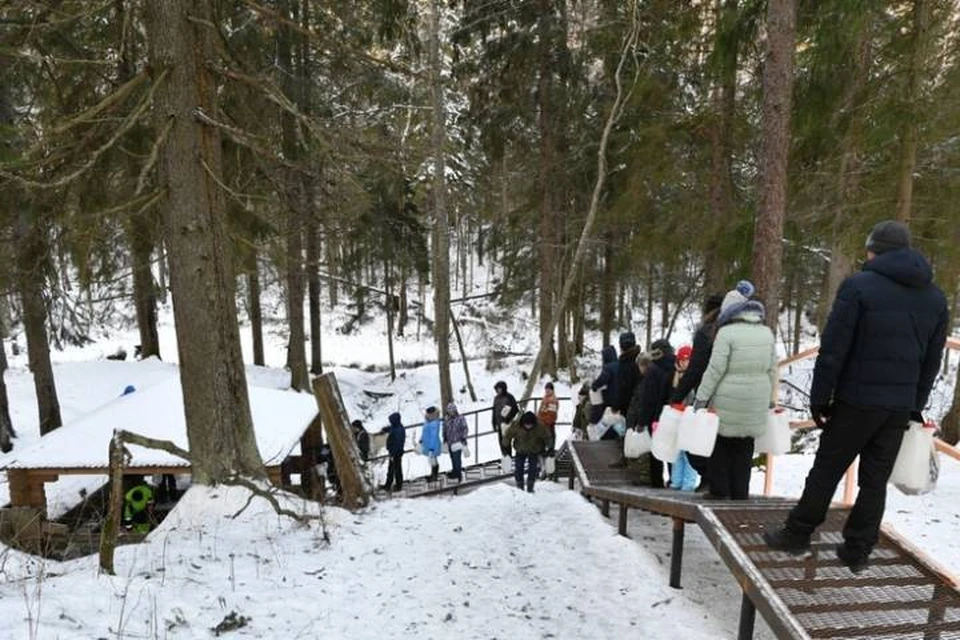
<box><xmin>624</xmin><ymin>428</ymin><xmax>652</xmax><ymax>459</ymax></box>
<box><xmin>889</xmin><ymin>422</ymin><xmax>935</xmax><ymax>492</ymax></box>
<box><xmin>755</xmin><ymin>409</ymin><xmax>791</xmax><ymax>455</ymax></box>
<box><xmin>652</xmin><ymin>404</ymin><xmax>684</xmax><ymax>462</ymax></box>
<box><xmin>675</xmin><ymin>407</ymin><xmax>718</xmax><ymax>457</ymax></box>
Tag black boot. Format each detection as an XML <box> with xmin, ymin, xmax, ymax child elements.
<box><xmin>428</xmin><ymin>464</ymin><xmax>439</xmax><ymax>482</ymax></box>
<box><xmin>763</xmin><ymin>527</ymin><xmax>811</xmax><ymax>556</ymax></box>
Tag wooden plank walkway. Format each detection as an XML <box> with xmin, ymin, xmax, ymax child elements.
<box><xmin>568</xmin><ymin>440</ymin><xmax>960</xmax><ymax>640</ymax></box>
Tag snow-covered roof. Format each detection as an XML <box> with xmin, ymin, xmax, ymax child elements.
<box><xmin>2</xmin><ymin>379</ymin><xmax>318</xmax><ymax>470</ymax></box>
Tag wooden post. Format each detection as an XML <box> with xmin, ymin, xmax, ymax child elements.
<box><xmin>670</xmin><ymin>517</ymin><xmax>685</xmax><ymax>589</ymax></box>
<box><xmin>601</xmin><ymin>499</ymin><xmax>610</xmax><ymax>517</ymax></box>
<box><xmin>763</xmin><ymin>453</ymin><xmax>775</xmax><ymax>497</ymax></box>
<box><xmin>737</xmin><ymin>592</ymin><xmax>757</xmax><ymax>640</ymax></box>
<box><xmin>618</xmin><ymin>503</ymin><xmax>629</xmax><ymax>537</ymax></box>
<box><xmin>312</xmin><ymin>373</ymin><xmax>372</xmax><ymax>509</ymax></box>
<box><xmin>100</xmin><ymin>431</ymin><xmax>128</xmax><ymax>575</ymax></box>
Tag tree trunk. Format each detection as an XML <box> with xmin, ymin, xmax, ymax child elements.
<box><xmin>600</xmin><ymin>237</ymin><xmax>614</xmax><ymax>348</ymax></box>
<box><xmin>428</xmin><ymin>0</ymin><xmax>453</xmax><ymax>407</ymax></box>
<box><xmin>306</xmin><ymin>213</ymin><xmax>322</xmax><ymax>375</ymax></box>
<box><xmin>385</xmin><ymin>259</ymin><xmax>396</xmax><ymax>382</ymax></box>
<box><xmin>536</xmin><ymin>0</ymin><xmax>558</xmax><ymax>379</ymax></box>
<box><xmin>751</xmin><ymin>0</ymin><xmax>796</xmax><ymax>335</ymax></box>
<box><xmin>129</xmin><ymin>215</ymin><xmax>160</xmax><ymax>360</ymax></box>
<box><xmin>116</xmin><ymin>0</ymin><xmax>160</xmax><ymax>361</ymax></box>
<box><xmin>895</xmin><ymin>0</ymin><xmax>929</xmax><ymax>223</ymax></box>
<box><xmin>0</xmin><ymin>324</ymin><xmax>14</xmax><ymax>452</ymax></box>
<box><xmin>143</xmin><ymin>0</ymin><xmax>262</xmax><ymax>483</ymax></box>
<box><xmin>248</xmin><ymin>257</ymin><xmax>265</xmax><ymax>367</ymax></box>
<box><xmin>16</xmin><ymin>214</ymin><xmax>62</xmax><ymax>436</ymax></box>
<box><xmin>278</xmin><ymin>4</ymin><xmax>309</xmax><ymax>392</ymax></box>
<box><xmin>818</xmin><ymin>16</ymin><xmax>871</xmax><ymax>330</ymax></box>
<box><xmin>704</xmin><ymin>0</ymin><xmax>739</xmax><ymax>296</ymax></box>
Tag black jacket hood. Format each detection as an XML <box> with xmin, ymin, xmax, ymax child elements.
<box><xmin>865</xmin><ymin>248</ymin><xmax>933</xmax><ymax>289</ymax></box>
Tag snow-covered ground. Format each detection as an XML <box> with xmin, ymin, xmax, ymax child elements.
<box><xmin>0</xmin><ymin>286</ymin><xmax>958</xmax><ymax>638</ymax></box>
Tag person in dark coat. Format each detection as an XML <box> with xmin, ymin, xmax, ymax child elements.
<box><xmin>670</xmin><ymin>294</ymin><xmax>724</xmax><ymax>404</ymax></box>
<box><xmin>613</xmin><ymin>332</ymin><xmax>642</xmax><ymax>414</ymax></box>
<box><xmin>351</xmin><ymin>420</ymin><xmax>370</xmax><ymax>462</ymax></box>
<box><xmin>379</xmin><ymin>412</ymin><xmax>406</xmax><ymax>491</ymax></box>
<box><xmin>765</xmin><ymin>221</ymin><xmax>948</xmax><ymax>573</ymax></box>
<box><xmin>502</xmin><ymin>411</ymin><xmax>550</xmax><ymax>493</ymax></box>
<box><xmin>590</xmin><ymin>345</ymin><xmax>620</xmax><ymax>424</ymax></box>
<box><xmin>634</xmin><ymin>339</ymin><xmax>676</xmax><ymax>487</ymax></box>
<box><xmin>491</xmin><ymin>381</ymin><xmax>519</xmax><ymax>457</ymax></box>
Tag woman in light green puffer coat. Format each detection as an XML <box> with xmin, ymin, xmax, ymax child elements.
<box><xmin>695</xmin><ymin>281</ymin><xmax>777</xmax><ymax>500</ymax></box>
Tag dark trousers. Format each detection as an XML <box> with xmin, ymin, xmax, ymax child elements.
<box><xmin>687</xmin><ymin>453</ymin><xmax>709</xmax><ymax>476</ymax></box>
<box><xmin>708</xmin><ymin>435</ymin><xmax>755</xmax><ymax>499</ymax></box>
<box><xmin>786</xmin><ymin>402</ymin><xmax>907</xmax><ymax>554</ymax></box>
<box><xmin>496</xmin><ymin>424</ymin><xmax>511</xmax><ymax>456</ymax></box>
<box><xmin>385</xmin><ymin>454</ymin><xmax>404</xmax><ymax>489</ymax></box>
<box><xmin>450</xmin><ymin>449</ymin><xmax>463</xmax><ymax>479</ymax></box>
<box><xmin>514</xmin><ymin>453</ymin><xmax>539</xmax><ymax>492</ymax></box>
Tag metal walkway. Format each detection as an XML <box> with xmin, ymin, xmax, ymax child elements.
<box><xmin>568</xmin><ymin>440</ymin><xmax>960</xmax><ymax>640</ymax></box>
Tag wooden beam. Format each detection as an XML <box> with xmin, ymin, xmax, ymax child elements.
<box><xmin>312</xmin><ymin>373</ymin><xmax>372</xmax><ymax>509</ymax></box>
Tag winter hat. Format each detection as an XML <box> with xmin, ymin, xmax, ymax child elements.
<box><xmin>650</xmin><ymin>338</ymin><xmax>674</xmax><ymax>359</ymax></box>
<box><xmin>494</xmin><ymin>380</ymin><xmax>507</xmax><ymax>393</ymax></box>
<box><xmin>866</xmin><ymin>220</ymin><xmax>911</xmax><ymax>255</ymax></box>
<box><xmin>619</xmin><ymin>331</ymin><xmax>637</xmax><ymax>350</ymax></box>
<box><xmin>721</xmin><ymin>280</ymin><xmax>756</xmax><ymax>315</ymax></box>
<box><xmin>676</xmin><ymin>345</ymin><xmax>693</xmax><ymax>362</ymax></box>
<box><xmin>425</xmin><ymin>406</ymin><xmax>440</xmax><ymax>421</ymax></box>
<box><xmin>351</xmin><ymin>419</ymin><xmax>364</xmax><ymax>430</ymax></box>
<box><xmin>544</xmin><ymin>382</ymin><xmax>554</xmax><ymax>391</ymax></box>
<box><xmin>520</xmin><ymin>411</ymin><xmax>537</xmax><ymax>427</ymax></box>
<box><xmin>445</xmin><ymin>402</ymin><xmax>459</xmax><ymax>416</ymax></box>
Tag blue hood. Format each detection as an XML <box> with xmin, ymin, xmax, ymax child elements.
<box><xmin>388</xmin><ymin>412</ymin><xmax>403</xmax><ymax>429</ymax></box>
<box><xmin>865</xmin><ymin>248</ymin><xmax>933</xmax><ymax>289</ymax></box>
<box><xmin>602</xmin><ymin>345</ymin><xmax>617</xmax><ymax>364</ymax></box>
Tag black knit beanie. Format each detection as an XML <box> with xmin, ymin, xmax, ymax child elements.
<box><xmin>866</xmin><ymin>220</ymin><xmax>911</xmax><ymax>255</ymax></box>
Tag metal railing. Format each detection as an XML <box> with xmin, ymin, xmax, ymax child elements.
<box><xmin>368</xmin><ymin>396</ymin><xmax>573</xmax><ymax>465</ymax></box>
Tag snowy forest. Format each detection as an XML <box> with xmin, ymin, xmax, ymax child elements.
<box><xmin>0</xmin><ymin>1</ymin><xmax>959</xmax><ymax>638</ymax></box>
<box><xmin>2</xmin><ymin>0</ymin><xmax>960</xmax><ymax>460</ymax></box>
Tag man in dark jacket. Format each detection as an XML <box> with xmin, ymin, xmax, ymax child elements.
<box><xmin>765</xmin><ymin>221</ymin><xmax>948</xmax><ymax>573</ymax></box>
<box><xmin>380</xmin><ymin>412</ymin><xmax>406</xmax><ymax>491</ymax></box>
<box><xmin>613</xmin><ymin>331</ymin><xmax>642</xmax><ymax>414</ymax></box>
<box><xmin>670</xmin><ymin>293</ymin><xmax>724</xmax><ymax>478</ymax></box>
<box><xmin>492</xmin><ymin>381</ymin><xmax>519</xmax><ymax>457</ymax></box>
<box><xmin>590</xmin><ymin>345</ymin><xmax>620</xmax><ymax>423</ymax></box>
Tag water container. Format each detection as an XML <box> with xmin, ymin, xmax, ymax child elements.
<box><xmin>624</xmin><ymin>428</ymin><xmax>652</xmax><ymax>459</ymax></box>
<box><xmin>675</xmin><ymin>408</ymin><xmax>719</xmax><ymax>457</ymax></box>
<box><xmin>889</xmin><ymin>422</ymin><xmax>935</xmax><ymax>492</ymax></box>
<box><xmin>652</xmin><ymin>404</ymin><xmax>684</xmax><ymax>462</ymax></box>
<box><xmin>756</xmin><ymin>409</ymin><xmax>791</xmax><ymax>455</ymax></box>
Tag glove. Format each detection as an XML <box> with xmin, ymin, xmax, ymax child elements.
<box><xmin>810</xmin><ymin>403</ymin><xmax>832</xmax><ymax>429</ymax></box>
<box><xmin>693</xmin><ymin>400</ymin><xmax>708</xmax><ymax>411</ymax></box>
<box><xmin>910</xmin><ymin>411</ymin><xmax>924</xmax><ymax>424</ymax></box>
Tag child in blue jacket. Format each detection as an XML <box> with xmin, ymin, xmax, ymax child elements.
<box><xmin>420</xmin><ymin>406</ymin><xmax>443</xmax><ymax>482</ymax></box>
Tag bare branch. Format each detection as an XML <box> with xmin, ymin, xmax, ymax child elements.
<box><xmin>0</xmin><ymin>68</ymin><xmax>169</xmax><ymax>190</ymax></box>
<box><xmin>48</xmin><ymin>68</ymin><xmax>149</xmax><ymax>137</ymax></box>
<box><xmin>222</xmin><ymin>475</ymin><xmax>317</xmax><ymax>526</ymax></box>
<box><xmin>135</xmin><ymin>116</ymin><xmax>173</xmax><ymax>196</ymax></box>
